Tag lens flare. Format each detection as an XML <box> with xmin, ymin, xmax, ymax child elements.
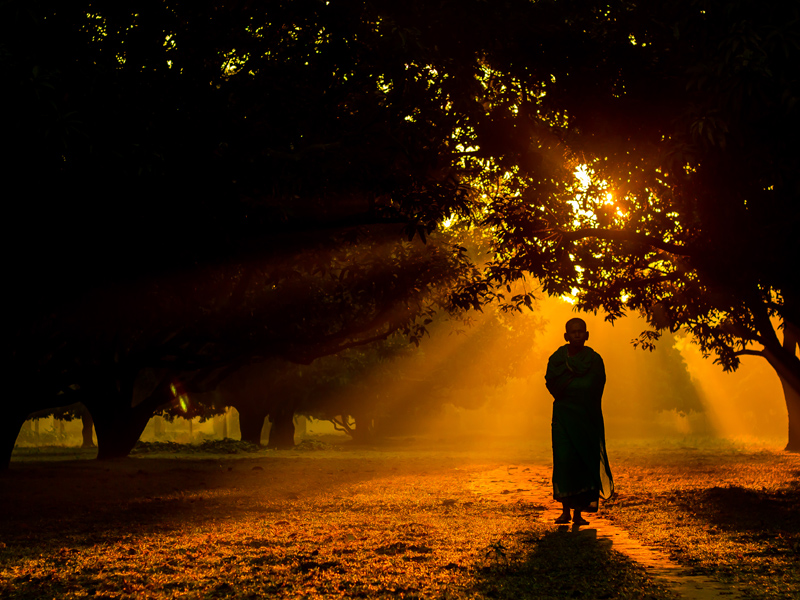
<box><xmin>170</xmin><ymin>382</ymin><xmax>190</xmax><ymax>413</ymax></box>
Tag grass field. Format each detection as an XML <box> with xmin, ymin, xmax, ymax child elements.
<box><xmin>1</xmin><ymin>438</ymin><xmax>798</xmax><ymax>599</ymax></box>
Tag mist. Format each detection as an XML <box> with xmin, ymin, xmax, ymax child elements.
<box><xmin>425</xmin><ymin>295</ymin><xmax>788</xmax><ymax>448</ymax></box>
<box><xmin>14</xmin><ymin>294</ymin><xmax>788</xmax><ymax>452</ymax></box>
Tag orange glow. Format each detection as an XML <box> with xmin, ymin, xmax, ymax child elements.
<box><xmin>132</xmin><ymin>240</ymin><xmax>786</xmax><ymax>450</ymax></box>
<box><xmin>139</xmin><ymin>292</ymin><xmax>788</xmax><ymax>450</ymax></box>
<box><xmin>418</xmin><ymin>294</ymin><xmax>787</xmax><ymax>448</ymax></box>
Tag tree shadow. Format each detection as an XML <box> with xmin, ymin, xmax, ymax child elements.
<box><xmin>0</xmin><ymin>456</ymin><xmax>387</xmax><ymax>547</ymax></box>
<box><xmin>476</xmin><ymin>527</ymin><xmax>673</xmax><ymax>599</ymax></box>
<box><xmin>679</xmin><ymin>479</ymin><xmax>800</xmax><ymax>536</ymax></box>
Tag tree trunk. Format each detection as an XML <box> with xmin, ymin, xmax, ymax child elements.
<box><xmin>80</xmin><ymin>411</ymin><xmax>95</xmax><ymax>448</ymax></box>
<box><xmin>84</xmin><ymin>370</ymin><xmax>168</xmax><ymax>460</ymax></box>
<box><xmin>750</xmin><ymin>302</ymin><xmax>800</xmax><ymax>452</ymax></box>
<box><xmin>236</xmin><ymin>403</ymin><xmax>268</xmax><ymax>445</ymax></box>
<box><xmin>750</xmin><ymin>304</ymin><xmax>800</xmax><ymax>452</ymax></box>
<box><xmin>779</xmin><ymin>323</ymin><xmax>800</xmax><ymax>452</ymax></box>
<box><xmin>267</xmin><ymin>407</ymin><xmax>295</xmax><ymax>449</ymax></box>
<box><xmin>90</xmin><ymin>400</ymin><xmax>155</xmax><ymax>460</ymax></box>
<box><xmin>0</xmin><ymin>412</ymin><xmax>28</xmax><ymax>470</ymax></box>
<box><xmin>350</xmin><ymin>412</ymin><xmax>374</xmax><ymax>445</ymax></box>
<box><xmin>782</xmin><ymin>377</ymin><xmax>800</xmax><ymax>452</ymax></box>
<box><xmin>215</xmin><ymin>411</ymin><xmax>229</xmax><ymax>439</ymax></box>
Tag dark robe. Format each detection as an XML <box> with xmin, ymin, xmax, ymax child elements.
<box><xmin>545</xmin><ymin>344</ymin><xmax>614</xmax><ymax>511</ymax></box>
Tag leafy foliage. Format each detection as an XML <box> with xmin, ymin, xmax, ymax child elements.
<box><xmin>3</xmin><ymin>0</ymin><xmax>549</xmax><ymax>433</ymax></box>
<box><xmin>450</xmin><ymin>0</ymin><xmax>800</xmax><ymax>446</ymax></box>
<box><xmin>5</xmin><ymin>0</ymin><xmax>799</xmax><ymax>458</ymax></box>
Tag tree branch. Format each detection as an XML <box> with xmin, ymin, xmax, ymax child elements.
<box><xmin>748</xmin><ymin>294</ymin><xmax>800</xmax><ymax>394</ymax></box>
<box><xmin>287</xmin><ymin>327</ymin><xmax>397</xmax><ymax>365</ymax></box>
<box><xmin>330</xmin><ymin>415</ymin><xmax>354</xmax><ymax>436</ymax></box>
<box><xmin>732</xmin><ymin>349</ymin><xmax>765</xmax><ymax>358</ymax></box>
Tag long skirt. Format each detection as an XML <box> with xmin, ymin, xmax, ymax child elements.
<box><xmin>551</xmin><ymin>401</ymin><xmax>614</xmax><ymax>512</ymax></box>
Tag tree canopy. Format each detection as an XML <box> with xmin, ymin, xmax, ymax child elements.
<box><xmin>4</xmin><ymin>0</ymin><xmax>800</xmax><ymax>462</ymax></box>
<box><xmin>460</xmin><ymin>0</ymin><xmax>800</xmax><ymax>449</ymax></box>
<box><xmin>4</xmin><ymin>0</ymin><xmax>552</xmax><ymax>463</ymax></box>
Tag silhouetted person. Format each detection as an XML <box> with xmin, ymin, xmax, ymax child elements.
<box><xmin>545</xmin><ymin>318</ymin><xmax>614</xmax><ymax>525</ymax></box>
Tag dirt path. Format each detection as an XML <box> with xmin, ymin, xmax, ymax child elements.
<box><xmin>469</xmin><ymin>464</ymin><xmax>744</xmax><ymax>600</ymax></box>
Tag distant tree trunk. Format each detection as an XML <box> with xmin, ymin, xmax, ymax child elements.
<box><xmin>236</xmin><ymin>403</ymin><xmax>268</xmax><ymax>445</ymax></box>
<box><xmin>268</xmin><ymin>406</ymin><xmax>295</xmax><ymax>449</ymax></box>
<box><xmin>294</xmin><ymin>414</ymin><xmax>307</xmax><ymax>438</ymax></box>
<box><xmin>350</xmin><ymin>412</ymin><xmax>374</xmax><ymax>445</ymax></box>
<box><xmin>1</xmin><ymin>412</ymin><xmax>28</xmax><ymax>470</ymax></box>
<box><xmin>217</xmin><ymin>411</ymin><xmax>229</xmax><ymax>439</ymax></box>
<box><xmin>80</xmin><ymin>411</ymin><xmax>96</xmax><ymax>448</ymax></box>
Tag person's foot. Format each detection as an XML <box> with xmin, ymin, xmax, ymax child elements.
<box><xmin>554</xmin><ymin>513</ymin><xmax>571</xmax><ymax>524</ymax></box>
<box><xmin>572</xmin><ymin>515</ymin><xmax>589</xmax><ymax>526</ymax></box>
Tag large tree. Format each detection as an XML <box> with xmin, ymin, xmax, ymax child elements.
<box><xmin>2</xmin><ymin>0</ymin><xmax>547</xmax><ymax>466</ymax></box>
<box><xmin>467</xmin><ymin>0</ymin><xmax>800</xmax><ymax>450</ymax></box>
<box><xmin>7</xmin><ymin>0</ymin><xmax>797</xmax><ymax>466</ymax></box>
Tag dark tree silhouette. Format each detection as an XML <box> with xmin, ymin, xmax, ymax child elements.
<box><xmin>4</xmin><ymin>0</ymin><xmax>530</xmax><ymax>466</ymax></box>
<box><xmin>458</xmin><ymin>0</ymin><xmax>800</xmax><ymax>450</ymax></box>
<box><xmin>5</xmin><ymin>0</ymin><xmax>798</xmax><ymax>468</ymax></box>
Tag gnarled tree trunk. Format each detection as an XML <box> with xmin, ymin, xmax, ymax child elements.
<box><xmin>84</xmin><ymin>370</ymin><xmax>170</xmax><ymax>460</ymax></box>
<box><xmin>752</xmin><ymin>306</ymin><xmax>800</xmax><ymax>453</ymax></box>
<box><xmin>235</xmin><ymin>403</ymin><xmax>269</xmax><ymax>445</ymax></box>
<box><xmin>89</xmin><ymin>400</ymin><xmax>156</xmax><ymax>460</ymax></box>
